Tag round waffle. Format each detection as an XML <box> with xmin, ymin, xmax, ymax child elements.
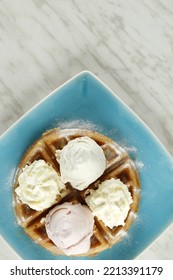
<box><xmin>13</xmin><ymin>128</ymin><xmax>140</xmax><ymax>256</ymax></box>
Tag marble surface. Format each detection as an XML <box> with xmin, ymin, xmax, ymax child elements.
<box><xmin>0</xmin><ymin>0</ymin><xmax>173</xmax><ymax>260</ymax></box>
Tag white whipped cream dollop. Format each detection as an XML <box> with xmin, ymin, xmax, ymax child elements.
<box><xmin>45</xmin><ymin>202</ymin><xmax>94</xmax><ymax>255</ymax></box>
<box><xmin>86</xmin><ymin>178</ymin><xmax>133</xmax><ymax>228</ymax></box>
<box><xmin>56</xmin><ymin>136</ymin><xmax>106</xmax><ymax>190</ymax></box>
<box><xmin>15</xmin><ymin>160</ymin><xmax>66</xmax><ymax>211</ymax></box>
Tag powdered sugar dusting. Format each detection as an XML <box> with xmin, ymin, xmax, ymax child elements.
<box><xmin>135</xmin><ymin>160</ymin><xmax>144</xmax><ymax>169</ymax></box>
<box><xmin>124</xmin><ymin>146</ymin><xmax>137</xmax><ymax>153</ymax></box>
<box><xmin>56</xmin><ymin>119</ymin><xmax>102</xmax><ymax>132</ymax></box>
<box><xmin>129</xmin><ymin>211</ymin><xmax>137</xmax><ymax>220</ymax></box>
<box><xmin>116</xmin><ymin>229</ymin><xmax>127</xmax><ymax>238</ymax></box>
<box><xmin>123</xmin><ymin>145</ymin><xmax>144</xmax><ymax>170</ymax></box>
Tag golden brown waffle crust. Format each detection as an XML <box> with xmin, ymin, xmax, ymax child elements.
<box><xmin>13</xmin><ymin>128</ymin><xmax>140</xmax><ymax>257</ymax></box>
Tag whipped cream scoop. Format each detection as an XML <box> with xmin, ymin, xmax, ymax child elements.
<box><xmin>15</xmin><ymin>159</ymin><xmax>66</xmax><ymax>211</ymax></box>
<box><xmin>45</xmin><ymin>202</ymin><xmax>94</xmax><ymax>255</ymax></box>
<box><xmin>56</xmin><ymin>136</ymin><xmax>106</xmax><ymax>190</ymax></box>
<box><xmin>86</xmin><ymin>178</ymin><xmax>133</xmax><ymax>228</ymax></box>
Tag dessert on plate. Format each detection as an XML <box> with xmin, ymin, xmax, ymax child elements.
<box><xmin>13</xmin><ymin>128</ymin><xmax>140</xmax><ymax>256</ymax></box>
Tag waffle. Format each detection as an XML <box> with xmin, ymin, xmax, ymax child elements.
<box><xmin>13</xmin><ymin>128</ymin><xmax>140</xmax><ymax>256</ymax></box>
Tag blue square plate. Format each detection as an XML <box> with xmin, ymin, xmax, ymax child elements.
<box><xmin>0</xmin><ymin>71</ymin><xmax>173</xmax><ymax>260</ymax></box>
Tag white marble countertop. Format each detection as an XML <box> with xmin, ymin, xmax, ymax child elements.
<box><xmin>0</xmin><ymin>0</ymin><xmax>173</xmax><ymax>260</ymax></box>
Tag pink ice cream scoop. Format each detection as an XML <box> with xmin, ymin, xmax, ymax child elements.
<box><xmin>45</xmin><ymin>202</ymin><xmax>94</xmax><ymax>255</ymax></box>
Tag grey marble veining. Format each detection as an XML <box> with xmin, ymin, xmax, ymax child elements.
<box><xmin>0</xmin><ymin>0</ymin><xmax>173</xmax><ymax>259</ymax></box>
